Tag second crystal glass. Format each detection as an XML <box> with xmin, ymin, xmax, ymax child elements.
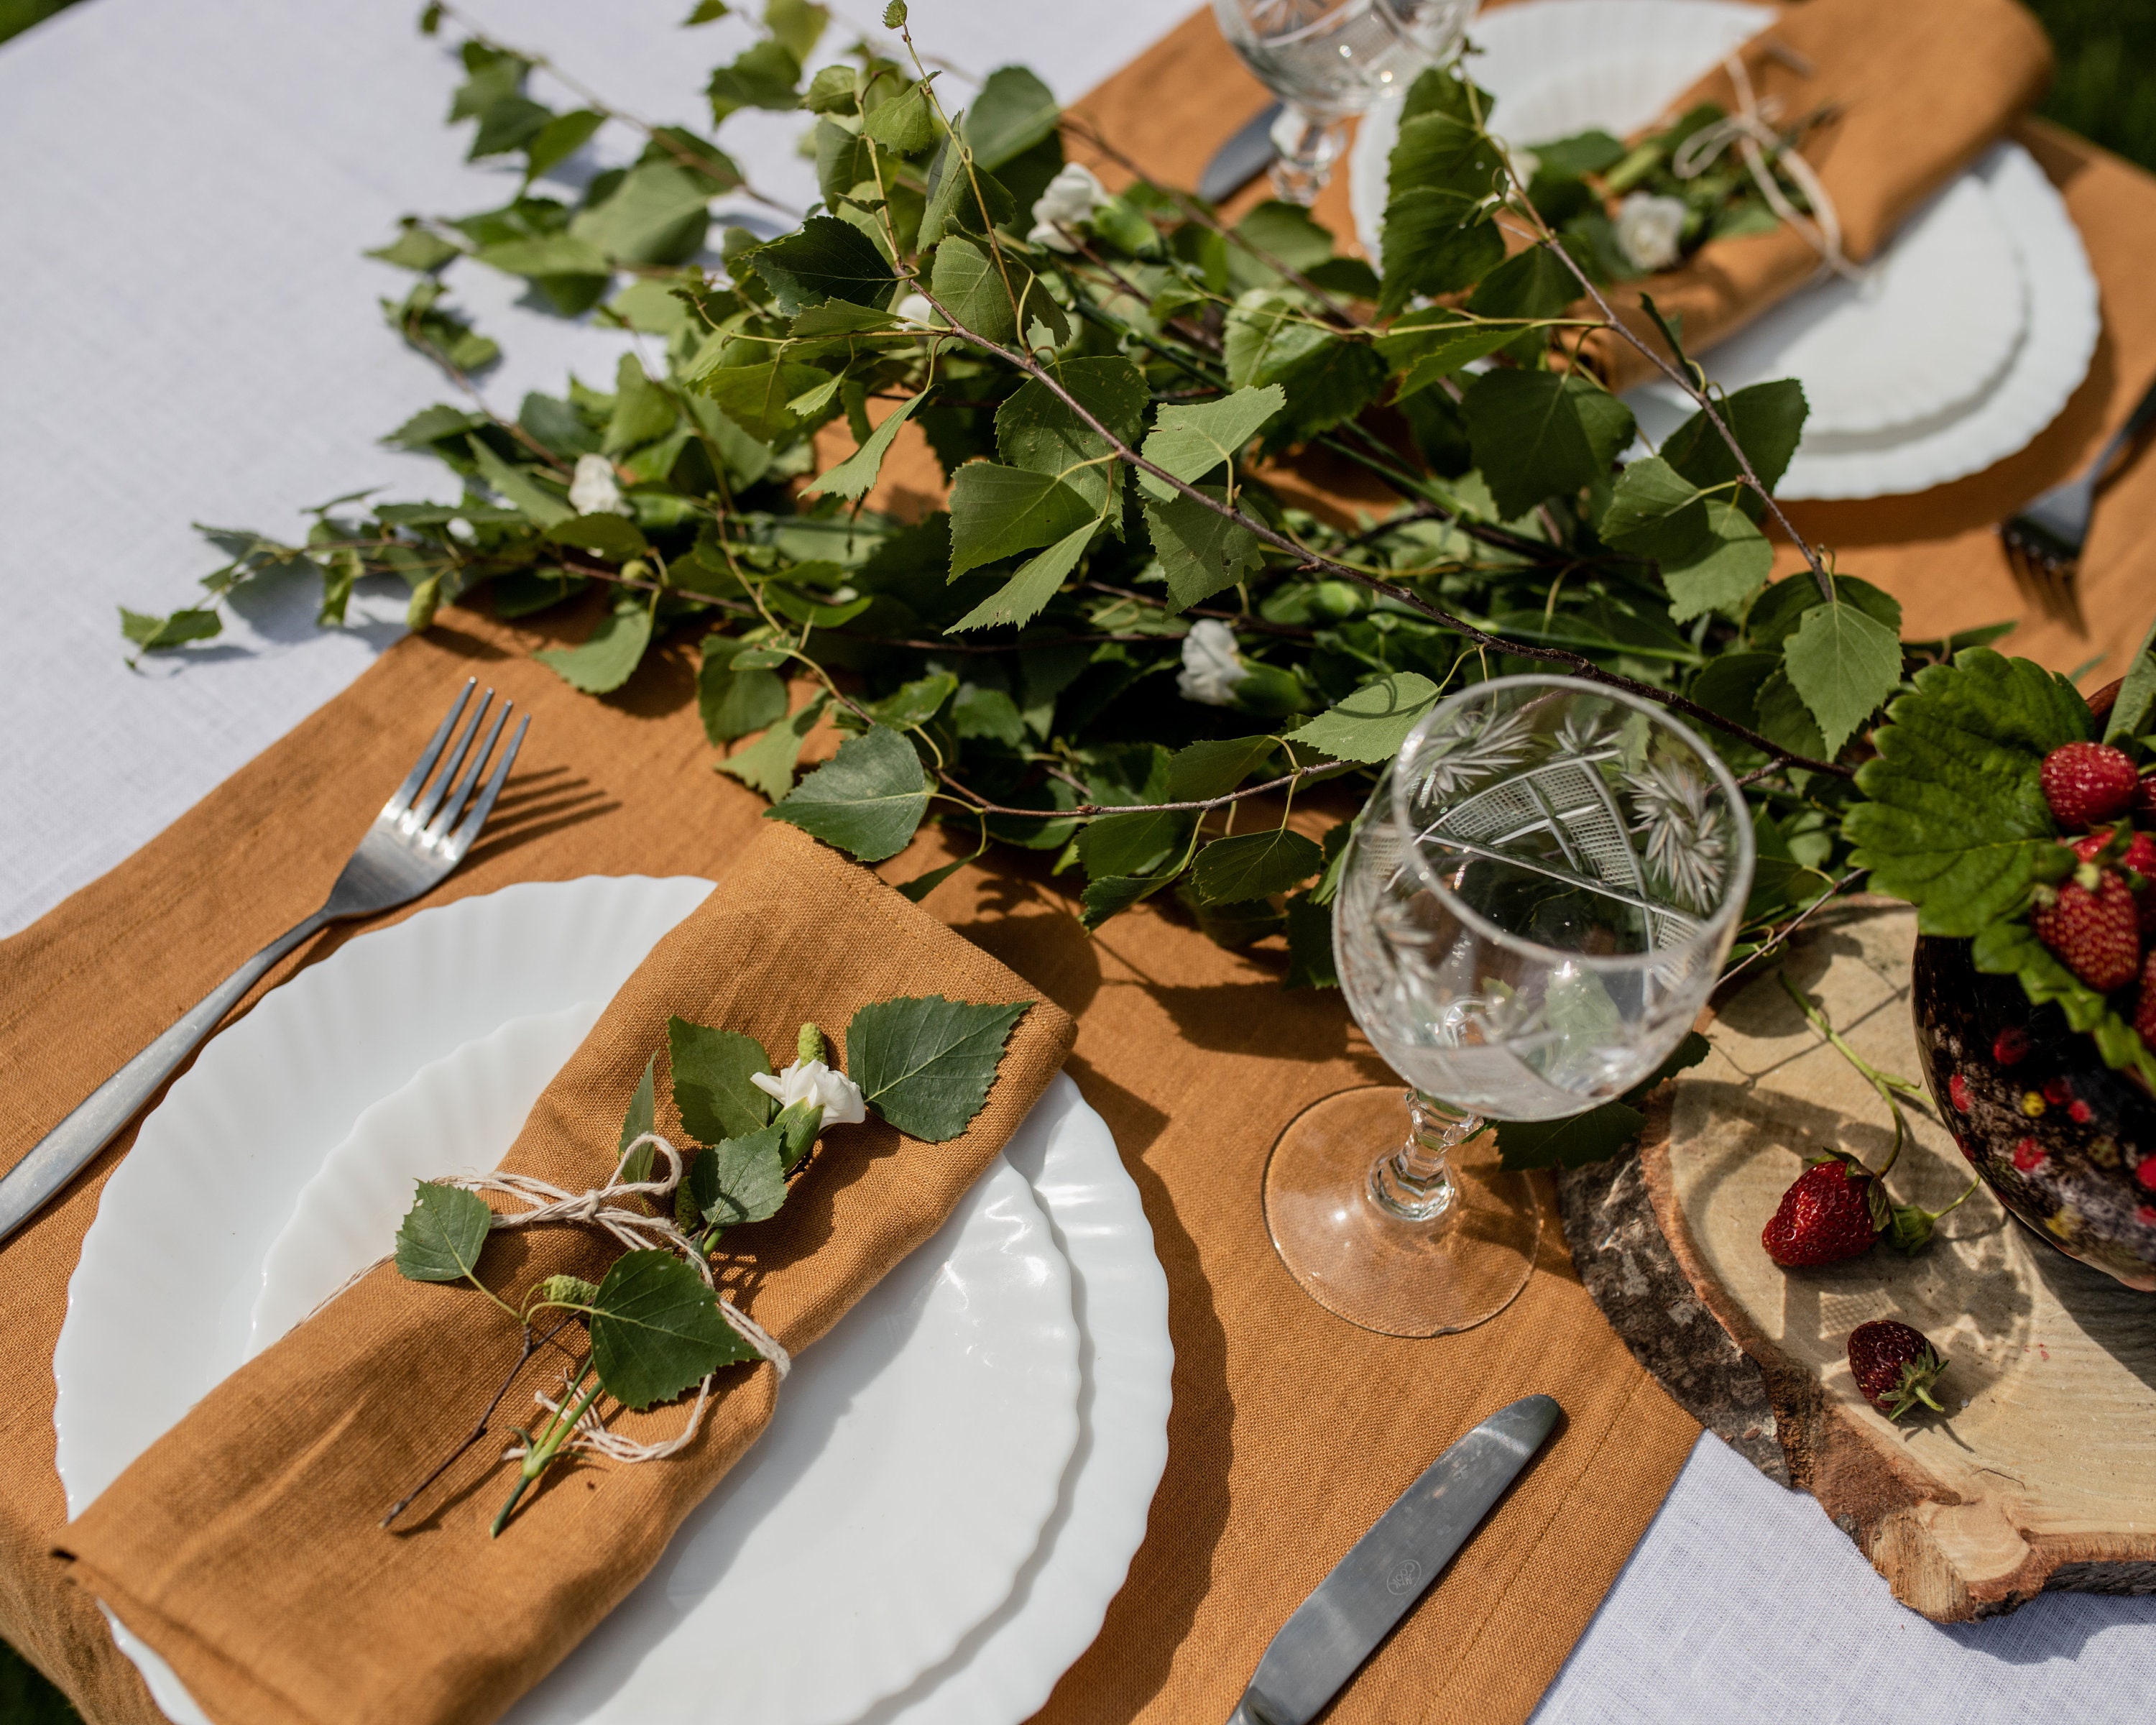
<box><xmin>1266</xmin><ymin>675</ymin><xmax>1755</xmax><ymax>1335</ymax></box>
<box><xmin>1210</xmin><ymin>0</ymin><xmax>1479</xmax><ymax>203</ymax></box>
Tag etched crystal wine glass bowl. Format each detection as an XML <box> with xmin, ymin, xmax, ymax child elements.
<box><xmin>1266</xmin><ymin>675</ymin><xmax>1755</xmax><ymax>1335</ymax></box>
<box><xmin>1210</xmin><ymin>0</ymin><xmax>1478</xmax><ymax>203</ymax></box>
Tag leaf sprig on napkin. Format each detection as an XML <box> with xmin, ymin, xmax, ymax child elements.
<box><xmin>386</xmin><ymin>989</ymin><xmax>1029</xmax><ymax>1535</ymax></box>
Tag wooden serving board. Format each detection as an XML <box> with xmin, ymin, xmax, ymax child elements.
<box><xmin>1555</xmin><ymin>899</ymin><xmax>2156</xmax><ymax>1620</ymax></box>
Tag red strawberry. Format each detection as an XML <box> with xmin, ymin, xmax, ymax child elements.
<box><xmin>1762</xmin><ymin>1157</ymin><xmax>1881</xmax><ymax>1266</ymax></box>
<box><xmin>2138</xmin><ymin>951</ymin><xmax>2156</xmax><ymax>1050</ymax></box>
<box><xmin>2041</xmin><ymin>742</ymin><xmax>2139</xmax><ymax>829</ymax></box>
<box><xmin>2137</xmin><ymin>775</ymin><xmax>2156</xmax><ymax>822</ymax></box>
<box><xmin>2031</xmin><ymin>870</ymin><xmax>2141</xmax><ymax>990</ymax></box>
<box><xmin>1847</xmin><ymin>1319</ymin><xmax>1948</xmax><ymax>1420</ymax></box>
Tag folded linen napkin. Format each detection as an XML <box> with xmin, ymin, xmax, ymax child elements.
<box><xmin>60</xmin><ymin>820</ymin><xmax>1075</xmax><ymax>1725</ymax></box>
<box><xmin>1586</xmin><ymin>0</ymin><xmax>2052</xmax><ymax>392</ymax></box>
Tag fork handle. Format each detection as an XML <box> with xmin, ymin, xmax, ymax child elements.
<box><xmin>0</xmin><ymin>908</ymin><xmax>334</xmax><ymax>1248</ymax></box>
<box><xmin>2086</xmin><ymin>373</ymin><xmax>2156</xmax><ymax>487</ymax></box>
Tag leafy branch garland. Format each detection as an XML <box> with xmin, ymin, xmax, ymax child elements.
<box><xmin>126</xmin><ymin>0</ymin><xmax>2016</xmax><ymax>1160</ymax></box>
<box><xmin>382</xmin><ymin>993</ymin><xmax>1031</xmax><ymax>1535</ymax></box>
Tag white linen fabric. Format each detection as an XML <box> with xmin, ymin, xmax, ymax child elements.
<box><xmin>0</xmin><ymin>1</ymin><xmax>2148</xmax><ymax>1720</ymax></box>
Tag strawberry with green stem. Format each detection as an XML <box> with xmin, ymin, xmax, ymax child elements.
<box><xmin>1848</xmin><ymin>1319</ymin><xmax>1949</xmax><ymax>1420</ymax></box>
<box><xmin>1764</xmin><ymin>975</ymin><xmax>1981</xmax><ymax>1264</ymax></box>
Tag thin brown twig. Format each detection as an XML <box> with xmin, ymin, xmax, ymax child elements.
<box><xmin>1719</xmin><ymin>868</ymin><xmax>1869</xmax><ymax>986</ymax></box>
<box><xmin>381</xmin><ymin>1315</ymin><xmax>581</xmax><ymax>1529</ymax></box>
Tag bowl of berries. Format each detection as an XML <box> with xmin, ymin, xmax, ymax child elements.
<box><xmin>1847</xmin><ymin>649</ymin><xmax>2156</xmax><ymax>1292</ymax></box>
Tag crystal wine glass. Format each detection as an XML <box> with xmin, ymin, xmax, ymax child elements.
<box><xmin>1210</xmin><ymin>0</ymin><xmax>1480</xmax><ymax>203</ymax></box>
<box><xmin>1266</xmin><ymin>675</ymin><xmax>1755</xmax><ymax>1335</ymax></box>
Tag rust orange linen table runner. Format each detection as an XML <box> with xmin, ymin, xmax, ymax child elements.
<box><xmin>9</xmin><ymin>12</ymin><xmax>2156</xmax><ymax>1725</ymax></box>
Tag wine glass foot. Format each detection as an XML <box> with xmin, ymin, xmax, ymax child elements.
<box><xmin>1263</xmin><ymin>1085</ymin><xmax>1540</xmax><ymax>1337</ymax></box>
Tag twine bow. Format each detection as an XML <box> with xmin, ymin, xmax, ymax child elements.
<box><xmin>448</xmin><ymin>1130</ymin><xmax>791</xmax><ymax>1467</ymax></box>
<box><xmin>1669</xmin><ymin>52</ymin><xmax>1858</xmax><ymax>282</ymax></box>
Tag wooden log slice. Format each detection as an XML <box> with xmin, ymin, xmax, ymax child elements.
<box><xmin>1623</xmin><ymin>898</ymin><xmax>2156</xmax><ymax>1620</ymax></box>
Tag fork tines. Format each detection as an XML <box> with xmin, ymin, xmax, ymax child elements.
<box><xmin>380</xmin><ymin>678</ymin><xmax>530</xmax><ymax>859</ymax></box>
<box><xmin>1998</xmin><ymin>518</ymin><xmax>2083</xmax><ymax>627</ymax></box>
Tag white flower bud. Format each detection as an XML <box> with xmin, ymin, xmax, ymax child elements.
<box><xmin>1177</xmin><ymin>618</ymin><xmax>1247</xmax><ymax>707</ymax></box>
<box><xmin>750</xmin><ymin>1058</ymin><xmax>867</xmax><ymax>1128</ymax></box>
<box><xmin>1027</xmin><ymin>162</ymin><xmax>1110</xmax><ymax>253</ymax></box>
<box><xmin>568</xmin><ymin>452</ymin><xmax>632</xmax><ymax>517</ymax></box>
<box><xmin>893</xmin><ymin>290</ymin><xmax>936</xmax><ymax>325</ymax></box>
<box><xmin>1614</xmin><ymin>193</ymin><xmax>1687</xmax><ymax>275</ymax></box>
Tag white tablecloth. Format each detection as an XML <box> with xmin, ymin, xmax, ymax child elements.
<box><xmin>1</xmin><ymin>1</ymin><xmax>2149</xmax><ymax>1719</ymax></box>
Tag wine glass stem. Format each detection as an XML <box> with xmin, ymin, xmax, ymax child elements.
<box><xmin>1267</xmin><ymin>104</ymin><xmax>1348</xmax><ymax>206</ymax></box>
<box><xmin>1369</xmin><ymin>1091</ymin><xmax>1483</xmax><ymax>1223</ymax></box>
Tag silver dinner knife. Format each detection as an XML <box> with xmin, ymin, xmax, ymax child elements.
<box><xmin>1226</xmin><ymin>1394</ymin><xmax>1561</xmax><ymax>1725</ymax></box>
<box><xmin>1199</xmin><ymin>101</ymin><xmax>1284</xmax><ymax>204</ymax></box>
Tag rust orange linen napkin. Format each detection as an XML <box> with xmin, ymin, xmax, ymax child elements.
<box><xmin>1588</xmin><ymin>0</ymin><xmax>2052</xmax><ymax>390</ymax></box>
<box><xmin>57</xmin><ymin>819</ymin><xmax>1074</xmax><ymax>1725</ymax></box>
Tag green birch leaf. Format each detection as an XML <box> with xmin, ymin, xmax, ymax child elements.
<box><xmin>368</xmin><ymin>224</ymin><xmax>464</xmax><ymax>272</ymax></box>
<box><xmin>617</xmin><ymin>1054</ymin><xmax>660</xmax><ymax>1183</ymax></box>
<box><xmin>918</xmin><ymin>138</ymin><xmax>1015</xmax><ymax>245</ymax></box>
<box><xmin>475</xmin><ymin>234</ymin><xmax>611</xmax><ymax>278</ymax></box>
<box><xmin>846</xmin><ymin>995</ymin><xmax>1032</xmax><ymax>1140</ymax></box>
<box><xmin>1078</xmin><ymin>808</ymin><xmax>1193</xmax><ymax>880</ymax></box>
<box><xmin>683</xmin><ymin>1123</ymin><xmax>791</xmax><ymax>1228</ymax></box>
<box><xmin>1138</xmin><ymin>385</ymin><xmax>1285</xmax><ymax>494</ymax></box>
<box><xmin>569</xmin><ymin>162</ymin><xmax>712</xmax><ymax>265</ymax></box>
<box><xmin>1284</xmin><ymin>891</ymin><xmax>1337</xmax><ymax>988</ymax></box>
<box><xmin>545</xmin><ymin>512</ymin><xmax>647</xmax><ymax>561</ymax></box>
<box><xmin>1141</xmin><ymin>484</ymin><xmax>1265</xmax><ymax>612</ymax></box>
<box><xmin>467</xmin><ymin>436</ymin><xmax>574</xmax><ymax>526</ymax></box>
<box><xmin>948</xmin><ymin>522</ymin><xmax>1095</xmax><ymax>632</ymax></box>
<box><xmin>2103</xmin><ymin>612</ymin><xmax>2156</xmax><ymax>746</ymax></box>
<box><xmin>765</xmin><ymin>0</ymin><xmax>830</xmax><ymax>62</ymax></box>
<box><xmin>963</xmin><ymin>65</ymin><xmax>1059</xmax><ymax>171</ymax></box>
<box><xmin>699</xmin><ymin>636</ymin><xmax>790</xmax><ymax>742</ymax></box>
<box><xmin>1662</xmin><ymin>501</ymin><xmax>1772</xmax><ymax>624</ymax></box>
<box><xmin>768</xmin><ymin>724</ymin><xmax>931</xmax><ymax>862</ymax></box>
<box><xmin>1465</xmin><ymin>244</ymin><xmax>1577</xmax><ymax>318</ymax></box>
<box><xmin>1387</xmin><ymin>324</ymin><xmax>1522</xmax><ymax>400</ymax></box>
<box><xmin>119</xmin><ymin>607</ymin><xmax>222</xmax><ymax>652</ymax></box>
<box><xmin>1660</xmin><ymin>379</ymin><xmax>1810</xmax><ymax>497</ymax></box>
<box><xmin>1387</xmin><ymin>109</ymin><xmax>1504</xmax><ymax>200</ymax></box>
<box><xmin>669</xmin><ymin>1016</ymin><xmax>775</xmax><ymax>1142</ymax></box>
<box><xmin>930</xmin><ymin>232</ymin><xmax>1054</xmax><ymax>347</ymax></box>
<box><xmin>706</xmin><ymin>37</ymin><xmax>803</xmax><ymax>120</ymax></box>
<box><xmin>1493</xmin><ymin>1102</ymin><xmax>1646</xmax><ymax>1171</ymax></box>
<box><xmin>1462</xmin><ymin>369</ymin><xmax>1635</xmax><ymax>520</ymax></box>
<box><xmin>1782</xmin><ymin>599</ymin><xmax>1904</xmax><ymax>758</ymax></box>
<box><xmin>534</xmin><ymin>594</ymin><xmax>653</xmax><ymax>694</ymax></box>
<box><xmin>605</xmin><ymin>353</ymin><xmax>678</xmax><ymax>453</ymax></box>
<box><xmin>686</xmin><ymin>361</ymin><xmax>831</xmax><ymax>441</ymax></box>
<box><xmin>997</xmin><ymin>357</ymin><xmax>1149</xmax><ymax>514</ymax></box>
<box><xmin>525</xmin><ymin>108</ymin><xmax>605</xmax><ymax>180</ymax></box>
<box><xmin>1377</xmin><ymin>192</ymin><xmax>1503</xmax><ymax>316</ymax></box>
<box><xmin>1598</xmin><ymin>455</ymin><xmax>1700</xmax><ymax>546</ymax></box>
<box><xmin>947</xmin><ymin>462</ymin><xmax>1094</xmax><ymax>577</ymax></box>
<box><xmin>393</xmin><ymin>1182</ymin><xmax>494</xmax><ymax>1282</ymax></box>
<box><xmin>754</xmin><ymin>213</ymin><xmax>895</xmax><ymax>313</ymax></box>
<box><xmin>862</xmin><ymin>80</ymin><xmax>936</xmax><ymax>154</ymax></box>
<box><xmin>717</xmin><ymin>695</ymin><xmax>829</xmax><ymax>801</ymax></box>
<box><xmin>1844</xmin><ymin>648</ymin><xmax>2091</xmax><ymax>935</ymax></box>
<box><xmin>1191</xmin><ymin>827</ymin><xmax>1324</xmax><ymax>903</ymax></box>
<box><xmin>589</xmin><ymin>1249</ymin><xmax>760</xmax><ymax>1411</ymax></box>
<box><xmin>1078</xmin><ymin>873</ymin><xmax>1168</xmax><ymax>931</ymax></box>
<box><xmin>806</xmin><ymin>391</ymin><xmax>925</xmax><ymax>500</ymax></box>
<box><xmin>1287</xmin><ymin>672</ymin><xmax>1441</xmax><ymax>763</ymax></box>
<box><xmin>1755</xmin><ymin>670</ymin><xmax>1827</xmax><ymax>760</ymax></box>
<box><xmin>1164</xmin><ymin>735</ymin><xmax>1278</xmax><ymax>801</ymax></box>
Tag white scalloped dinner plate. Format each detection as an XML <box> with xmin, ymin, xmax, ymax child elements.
<box><xmin>1349</xmin><ymin>1</ymin><xmax>2099</xmax><ymax>499</ymax></box>
<box><xmin>56</xmin><ymin>879</ymin><xmax>1171</xmax><ymax>1725</ymax></box>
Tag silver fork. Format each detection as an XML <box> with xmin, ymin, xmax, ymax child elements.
<box><xmin>1999</xmin><ymin>371</ymin><xmax>2156</xmax><ymax>621</ymax></box>
<box><xmin>0</xmin><ymin>678</ymin><xmax>528</xmax><ymax>1246</ymax></box>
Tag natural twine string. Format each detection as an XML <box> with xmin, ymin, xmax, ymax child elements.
<box><xmin>1669</xmin><ymin>51</ymin><xmax>1859</xmax><ymax>282</ymax></box>
<box><xmin>442</xmin><ymin>1131</ymin><xmax>791</xmax><ymax>1467</ymax></box>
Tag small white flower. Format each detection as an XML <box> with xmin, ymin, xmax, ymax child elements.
<box><xmin>1614</xmin><ymin>193</ymin><xmax>1687</xmax><ymax>275</ymax></box>
<box><xmin>447</xmin><ymin>518</ymin><xmax>476</xmax><ymax>543</ymax></box>
<box><xmin>568</xmin><ymin>452</ymin><xmax>631</xmax><ymax>517</ymax></box>
<box><xmin>1028</xmin><ymin>162</ymin><xmax>1111</xmax><ymax>253</ymax></box>
<box><xmin>1176</xmin><ymin>618</ymin><xmax>1247</xmax><ymax>707</ymax></box>
<box><xmin>893</xmin><ymin>290</ymin><xmax>936</xmax><ymax>325</ymax></box>
<box><xmin>750</xmin><ymin>1058</ymin><xmax>868</xmax><ymax>1128</ymax></box>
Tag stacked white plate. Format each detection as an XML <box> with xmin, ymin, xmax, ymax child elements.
<box><xmin>55</xmin><ymin>877</ymin><xmax>1174</xmax><ymax>1725</ymax></box>
<box><xmin>1349</xmin><ymin>0</ymin><xmax>2100</xmax><ymax>500</ymax></box>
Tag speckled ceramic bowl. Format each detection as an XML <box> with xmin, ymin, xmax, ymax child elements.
<box><xmin>1910</xmin><ymin>933</ymin><xmax>2156</xmax><ymax>1292</ymax></box>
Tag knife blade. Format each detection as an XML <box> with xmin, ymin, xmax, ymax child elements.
<box><xmin>1198</xmin><ymin>101</ymin><xmax>1283</xmax><ymax>205</ymax></box>
<box><xmin>1226</xmin><ymin>1394</ymin><xmax>1561</xmax><ymax>1725</ymax></box>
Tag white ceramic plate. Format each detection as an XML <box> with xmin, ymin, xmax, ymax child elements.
<box><xmin>58</xmin><ymin>878</ymin><xmax>1171</xmax><ymax>1725</ymax></box>
<box><xmin>1629</xmin><ymin>142</ymin><xmax>2100</xmax><ymax>498</ymax></box>
<box><xmin>1349</xmin><ymin>1</ymin><xmax>2099</xmax><ymax>499</ymax></box>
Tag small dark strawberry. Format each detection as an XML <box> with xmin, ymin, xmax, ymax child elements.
<box><xmin>2041</xmin><ymin>742</ymin><xmax>2139</xmax><ymax>829</ymax></box>
<box><xmin>2137</xmin><ymin>951</ymin><xmax>2156</xmax><ymax>1049</ymax></box>
<box><xmin>1848</xmin><ymin>1320</ymin><xmax>1948</xmax><ymax>1420</ymax></box>
<box><xmin>2031</xmin><ymin>869</ymin><xmax>2142</xmax><ymax>991</ymax></box>
<box><xmin>2137</xmin><ymin>773</ymin><xmax>2156</xmax><ymax>823</ymax></box>
<box><xmin>1762</xmin><ymin>1156</ymin><xmax>1882</xmax><ymax>1266</ymax></box>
